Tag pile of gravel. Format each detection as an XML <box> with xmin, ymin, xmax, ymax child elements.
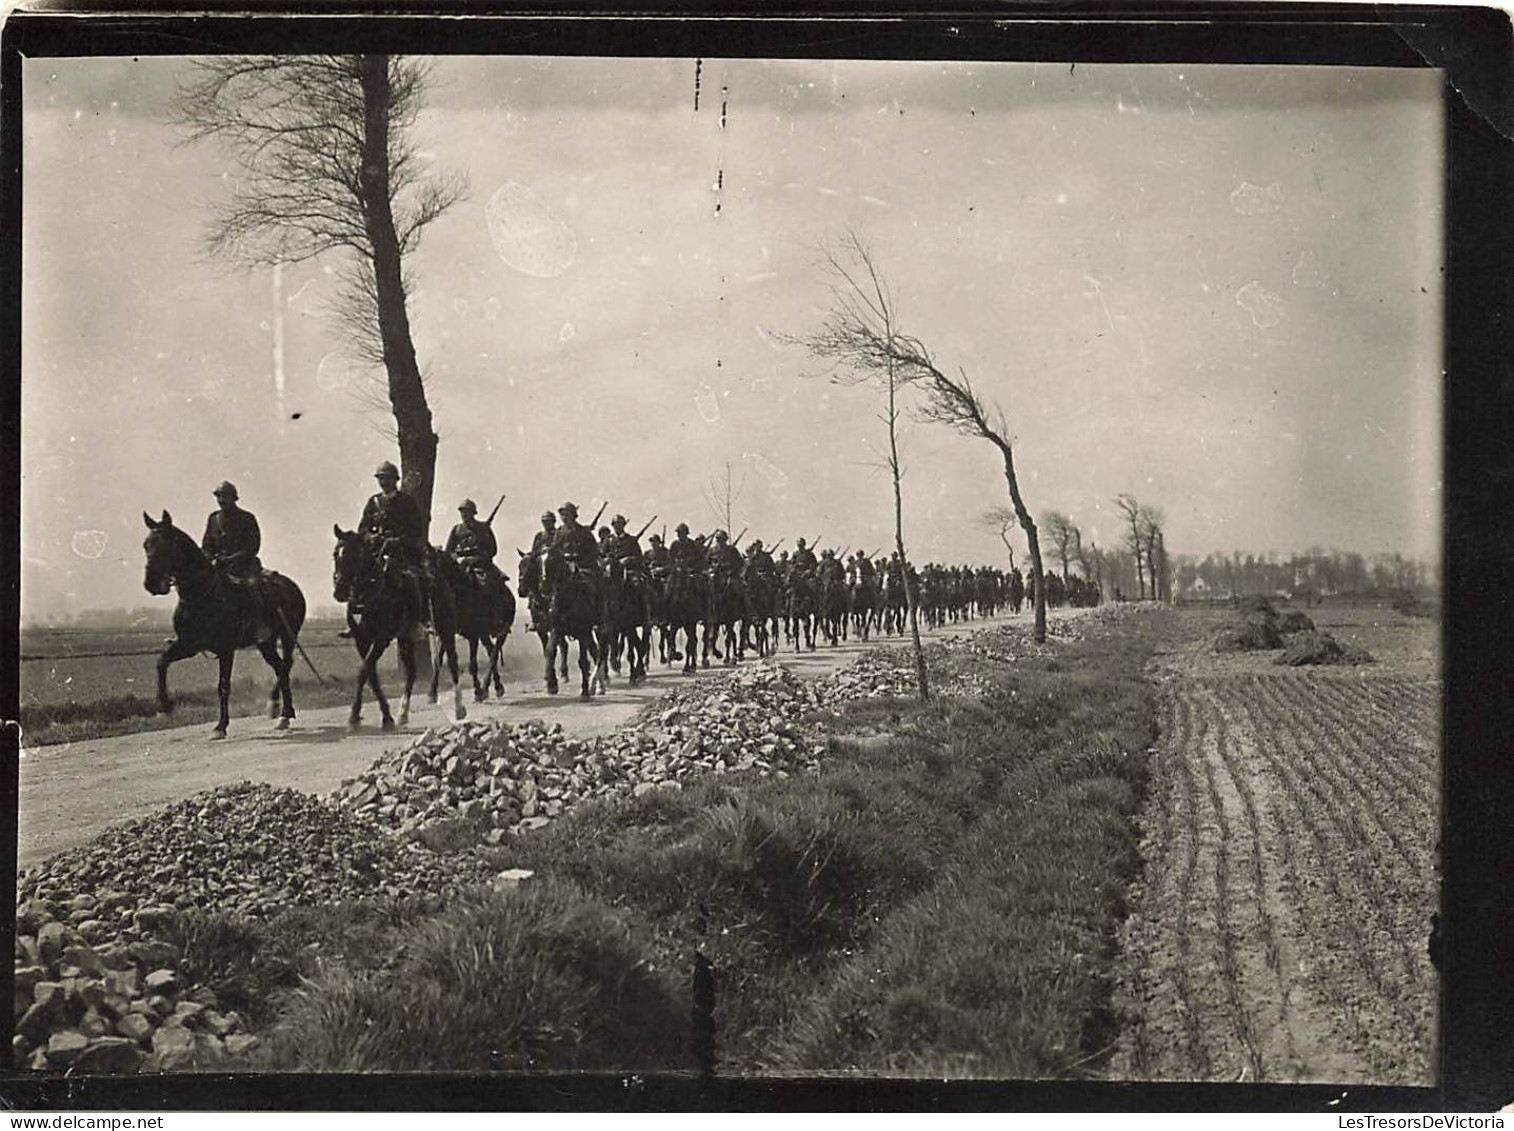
<box><xmin>15</xmin><ymin>782</ymin><xmax>499</xmax><ymax>1072</ymax></box>
<box><xmin>14</xmin><ymin>899</ymin><xmax>256</xmax><ymax>1073</ymax></box>
<box><xmin>332</xmin><ymin>663</ymin><xmax>830</xmax><ymax>842</ymax></box>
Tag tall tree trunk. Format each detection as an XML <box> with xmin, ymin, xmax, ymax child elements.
<box><xmin>993</xmin><ymin>439</ymin><xmax>1046</xmax><ymax>643</ymax></box>
<box><xmin>359</xmin><ymin>54</ymin><xmax>438</xmax><ymax>533</ymax></box>
<box><xmin>888</xmin><ymin>372</ymin><xmax>929</xmax><ymax>701</ymax></box>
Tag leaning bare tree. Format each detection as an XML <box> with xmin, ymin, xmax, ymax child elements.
<box><xmin>792</xmin><ymin>232</ymin><xmax>930</xmax><ymax>699</ymax></box>
<box><xmin>172</xmin><ymin>55</ymin><xmax>465</xmax><ymax>528</ymax></box>
<box><xmin>797</xmin><ymin>232</ymin><xmax>1048</xmax><ymax>644</ymax></box>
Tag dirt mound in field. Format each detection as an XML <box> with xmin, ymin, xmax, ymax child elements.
<box><xmin>1277</xmin><ymin>610</ymin><xmax>1316</xmax><ymax>635</ymax></box>
<box><xmin>1234</xmin><ymin>596</ymin><xmax>1279</xmax><ymax>622</ymax></box>
<box><xmin>1213</xmin><ymin>616</ymin><xmax>1284</xmax><ymax>652</ymax></box>
<box><xmin>1275</xmin><ymin>630</ymin><xmax>1375</xmax><ymax>666</ymax></box>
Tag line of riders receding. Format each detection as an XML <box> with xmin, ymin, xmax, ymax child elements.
<box><xmin>194</xmin><ymin>459</ymin><xmax>1038</xmax><ymax>653</ymax></box>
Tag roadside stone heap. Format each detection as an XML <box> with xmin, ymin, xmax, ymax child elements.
<box><xmin>14</xmin><ymin>897</ymin><xmax>255</xmax><ymax>1073</ymax></box>
<box><xmin>14</xmin><ymin>781</ymin><xmax>497</xmax><ymax>1072</ymax></box>
<box><xmin>332</xmin><ymin>662</ymin><xmax>831</xmax><ymax>842</ymax></box>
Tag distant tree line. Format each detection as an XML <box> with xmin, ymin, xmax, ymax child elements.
<box><xmin>1001</xmin><ymin>492</ymin><xmax>1172</xmax><ymax>608</ymax></box>
<box><xmin>1170</xmin><ymin>548</ymin><xmax>1437</xmax><ymax>603</ymax></box>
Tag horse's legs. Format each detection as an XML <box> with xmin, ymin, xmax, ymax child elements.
<box><xmin>445</xmin><ymin>635</ymin><xmax>466</xmax><ymax>720</ymax></box>
<box><xmin>208</xmin><ymin>651</ymin><xmax>235</xmax><ymax>739</ymax></box>
<box><xmin>544</xmin><ymin>628</ymin><xmax>561</xmax><ymax>694</ymax></box>
<box><xmin>395</xmin><ymin>637</ymin><xmax>415</xmax><ymax>729</ymax></box>
<box><xmin>155</xmin><ymin>637</ymin><xmax>198</xmax><ymax>715</ymax></box>
<box><xmin>428</xmin><ymin>630</ymin><xmax>442</xmax><ymax>704</ymax></box>
<box><xmin>257</xmin><ymin>638</ymin><xmax>292</xmax><ymax>729</ymax></box>
<box><xmin>467</xmin><ymin>637</ymin><xmax>483</xmax><ymax>701</ymax></box>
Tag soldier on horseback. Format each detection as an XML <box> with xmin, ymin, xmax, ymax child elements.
<box><xmin>359</xmin><ymin>461</ymin><xmax>430</xmax><ymax>626</ymax></box>
<box><xmin>445</xmin><ymin>498</ymin><xmax>511</xmax><ymax>619</ymax></box>
<box><xmin>551</xmin><ymin>502</ymin><xmax>603</xmax><ymax>614</ymax></box>
<box><xmin>201</xmin><ymin>481</ymin><xmax>266</xmax><ymax>631</ymax></box>
<box><xmin>609</xmin><ymin>514</ymin><xmax>646</xmax><ymax>571</ymax></box>
<box><xmin>707</xmin><ymin>529</ymin><xmax>743</xmax><ymax>580</ymax></box>
<box><xmin>646</xmin><ymin>532</ymin><xmax>670</xmax><ymax>578</ymax></box>
<box><xmin>668</xmin><ymin>522</ymin><xmax>703</xmax><ymax>573</ymax></box>
<box><xmin>791</xmin><ymin>537</ymin><xmax>819</xmax><ymax>578</ymax></box>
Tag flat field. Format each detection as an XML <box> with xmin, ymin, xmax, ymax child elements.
<box><xmin>1111</xmin><ymin>603</ymin><xmax>1439</xmax><ymax>1084</ymax></box>
<box><xmin>18</xmin><ymin>621</ymin><xmax>551</xmax><ymax>746</ymax></box>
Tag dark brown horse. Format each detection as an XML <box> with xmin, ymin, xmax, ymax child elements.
<box><xmin>333</xmin><ymin>526</ymin><xmax>466</xmax><ymax>731</ymax></box>
<box><xmin>433</xmin><ymin>552</ymin><xmax>513</xmax><ymax>703</ymax></box>
<box><xmin>603</xmin><ymin>555</ymin><xmax>652</xmax><ymax>686</ymax></box>
<box><xmin>142</xmin><ymin>510</ymin><xmax>304</xmax><ymax>739</ymax></box>
<box><xmin>537</xmin><ymin>548</ymin><xmax>604</xmax><ymax>699</ymax></box>
<box><xmin>518</xmin><ymin>550</ymin><xmax>569</xmax><ymax>689</ymax></box>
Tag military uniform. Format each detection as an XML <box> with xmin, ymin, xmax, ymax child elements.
<box><xmin>791</xmin><ymin>544</ymin><xmax>818</xmax><ymax>576</ymax></box>
<box><xmin>647</xmin><ymin>538</ymin><xmax>671</xmax><ymax>577</ymax></box>
<box><xmin>745</xmin><ymin>547</ymin><xmax>776</xmax><ymax>581</ymax></box>
<box><xmin>554</xmin><ymin>521</ymin><xmax>601</xmax><ymax>571</ymax></box>
<box><xmin>360</xmin><ymin>463</ymin><xmax>429</xmax><ymax>623</ymax></box>
<box><xmin>445</xmin><ymin>516</ymin><xmax>499</xmax><ymax>569</ymax></box>
<box><xmin>668</xmin><ymin>532</ymin><xmax>703</xmax><ymax>573</ymax></box>
<box><xmin>708</xmin><ymin>539</ymin><xmax>743</xmax><ymax>580</ymax></box>
<box><xmin>611</xmin><ymin>530</ymin><xmax>644</xmax><ymax>569</ymax></box>
<box><xmin>360</xmin><ymin>487</ymin><xmax>427</xmax><ymax>562</ymax></box>
<box><xmin>201</xmin><ymin>506</ymin><xmax>262</xmax><ymax>579</ymax></box>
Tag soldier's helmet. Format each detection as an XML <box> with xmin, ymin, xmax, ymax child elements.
<box><xmin>796</xmin><ymin>538</ymin><xmax>807</xmax><ymax>549</ymax></box>
<box><xmin>676</xmin><ymin>522</ymin><xmax>690</xmax><ymax>535</ymax></box>
<box><xmin>375</xmin><ymin>461</ymin><xmax>399</xmax><ymax>480</ymax></box>
<box><xmin>559</xmin><ymin>502</ymin><xmax>579</xmax><ymax>519</ymax></box>
<box><xmin>749</xmin><ymin>539</ymin><xmax>763</xmax><ymax>552</ymax></box>
<box><xmin>459</xmin><ymin>499</ymin><xmax>477</xmax><ymax>515</ymax></box>
<box><xmin>649</xmin><ymin>534</ymin><xmax>663</xmax><ymax>546</ymax></box>
<box><xmin>541</xmin><ymin>511</ymin><xmax>556</xmax><ymax>524</ymax></box>
<box><xmin>714</xmin><ymin>529</ymin><xmax>728</xmax><ymax>542</ymax></box>
<box><xmin>213</xmin><ymin>481</ymin><xmax>238</xmax><ymax>501</ymax></box>
<box><xmin>598</xmin><ymin>526</ymin><xmax>612</xmax><ymax>539</ymax></box>
<box><xmin>822</xmin><ymin>549</ymin><xmax>834</xmax><ymax>558</ymax></box>
<box><xmin>612</xmin><ymin>514</ymin><xmax>627</xmax><ymax>529</ymax></box>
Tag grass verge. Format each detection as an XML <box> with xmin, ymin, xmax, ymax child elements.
<box><xmin>19</xmin><ymin>675</ymin><xmax>359</xmax><ymax>747</ymax></box>
<box><xmin>195</xmin><ymin>609</ymin><xmax>1176</xmax><ymax>1075</ymax></box>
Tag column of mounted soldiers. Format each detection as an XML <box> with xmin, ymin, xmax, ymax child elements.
<box><xmin>189</xmin><ymin>460</ymin><xmax>1083</xmax><ymax>706</ymax></box>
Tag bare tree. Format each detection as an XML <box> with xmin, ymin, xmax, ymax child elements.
<box><xmin>790</xmin><ymin>233</ymin><xmax>930</xmax><ymax>698</ymax></box>
<box><xmin>172</xmin><ymin>55</ymin><xmax>465</xmax><ymax>528</ymax></box>
<box><xmin>978</xmin><ymin>506</ymin><xmax>1018</xmax><ymax>572</ymax></box>
<box><xmin>1138</xmin><ymin>504</ymin><xmax>1167</xmax><ymax>603</ymax></box>
<box><xmin>1114</xmin><ymin>494</ymin><xmax>1148</xmax><ymax>599</ymax></box>
<box><xmin>792</xmin><ymin>233</ymin><xmax>1048</xmax><ymax>643</ymax></box>
<box><xmin>701</xmin><ymin>461</ymin><xmax>746</xmax><ymax>536</ymax></box>
<box><xmin>1042</xmin><ymin>511</ymin><xmax>1079</xmax><ymax>583</ymax></box>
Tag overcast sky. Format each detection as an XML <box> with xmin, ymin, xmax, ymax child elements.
<box><xmin>22</xmin><ymin>56</ymin><xmax>1442</xmax><ymax>619</ymax></box>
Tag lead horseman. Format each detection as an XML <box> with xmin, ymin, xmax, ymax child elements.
<box><xmin>200</xmin><ymin>480</ymin><xmax>268</xmax><ymax>633</ymax></box>
<box><xmin>359</xmin><ymin>460</ymin><xmax>430</xmax><ymax>625</ymax></box>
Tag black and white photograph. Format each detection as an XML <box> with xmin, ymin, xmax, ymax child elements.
<box><xmin>9</xmin><ymin>9</ymin><xmax>1475</xmax><ymax>1103</ymax></box>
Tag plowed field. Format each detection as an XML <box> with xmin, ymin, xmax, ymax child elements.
<box><xmin>1111</xmin><ymin>609</ymin><xmax>1439</xmax><ymax>1084</ymax></box>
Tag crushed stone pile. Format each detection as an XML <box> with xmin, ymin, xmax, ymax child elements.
<box><xmin>14</xmin><ymin>781</ymin><xmax>496</xmax><ymax>1072</ymax></box>
<box><xmin>331</xmin><ymin>662</ymin><xmax>831</xmax><ymax>842</ymax></box>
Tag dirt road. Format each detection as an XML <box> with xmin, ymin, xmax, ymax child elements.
<box><xmin>18</xmin><ymin>613</ymin><xmax>1026</xmax><ymax>870</ymax></box>
<box><xmin>1111</xmin><ymin>610</ymin><xmax>1439</xmax><ymax>1085</ymax></box>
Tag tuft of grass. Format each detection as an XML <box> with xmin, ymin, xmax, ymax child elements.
<box><xmin>257</xmin><ymin>879</ymin><xmax>689</xmax><ymax>1073</ymax></box>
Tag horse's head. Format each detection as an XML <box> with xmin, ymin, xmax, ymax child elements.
<box><xmin>142</xmin><ymin>510</ymin><xmax>186</xmax><ymax>596</ymax></box>
<box><xmin>332</xmin><ymin>525</ymin><xmax>369</xmax><ymax>603</ymax></box>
